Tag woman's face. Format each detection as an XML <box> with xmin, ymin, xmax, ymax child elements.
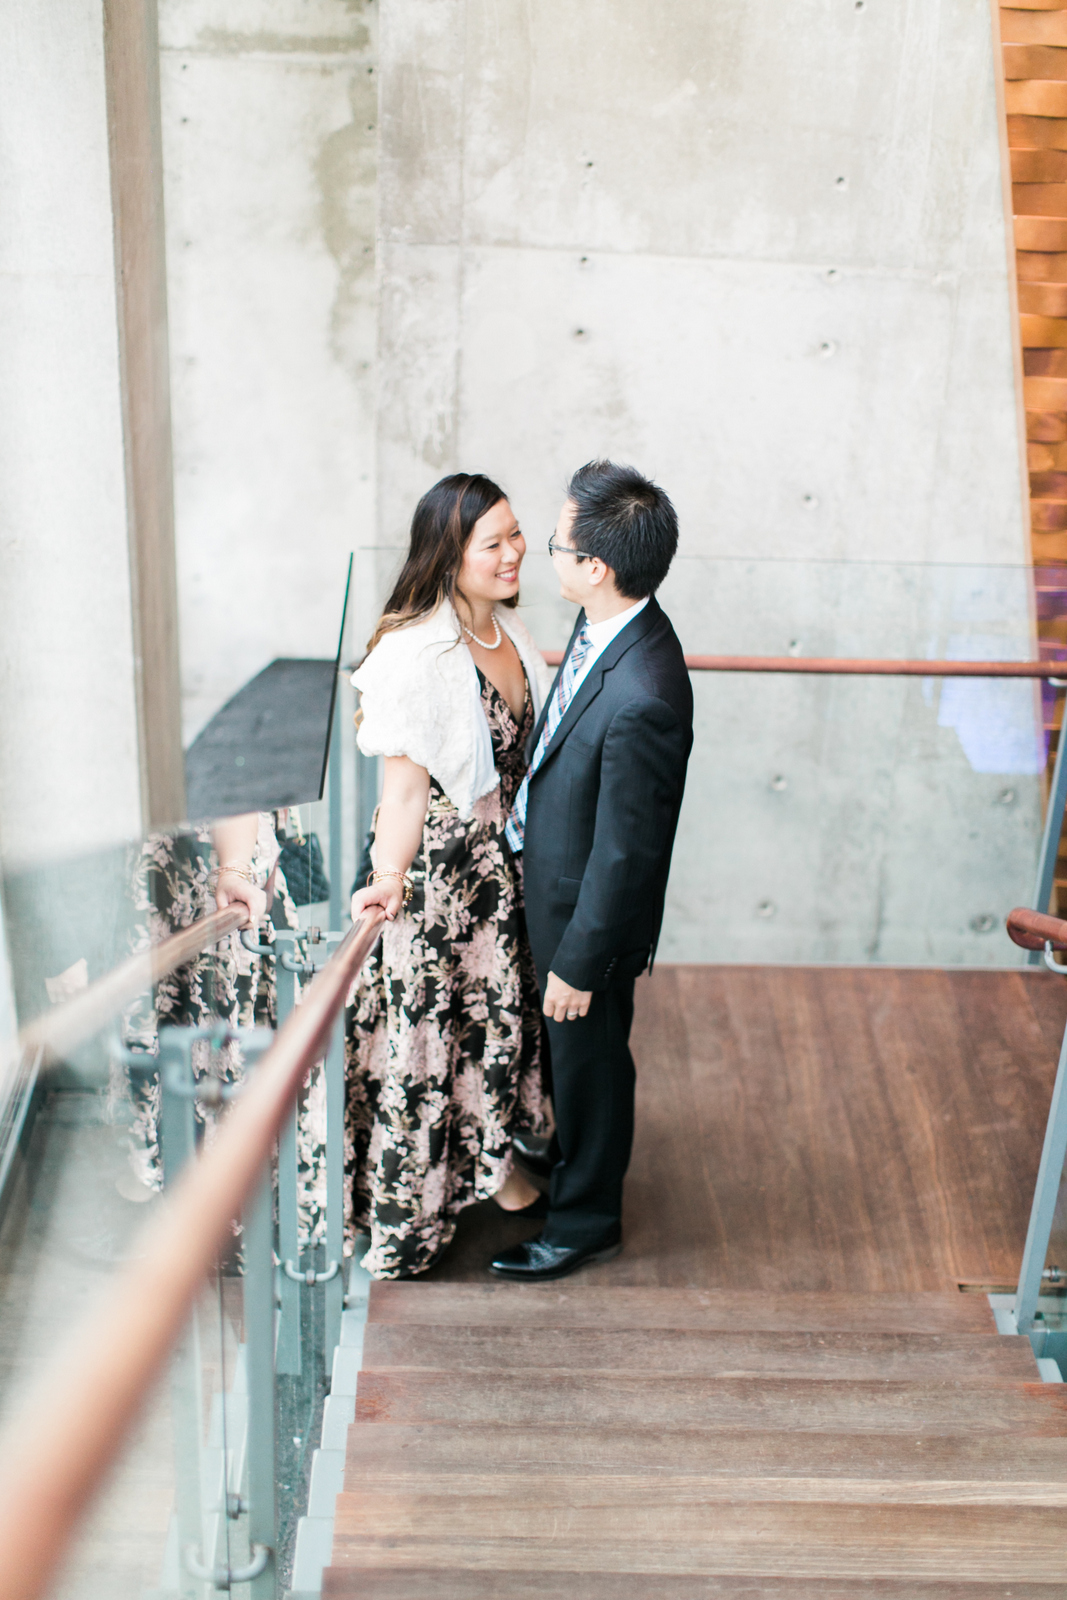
<box><xmin>458</xmin><ymin>499</ymin><xmax>525</xmax><ymax>605</ymax></box>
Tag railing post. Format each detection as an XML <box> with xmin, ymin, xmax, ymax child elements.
<box><xmin>355</xmin><ymin>748</ymin><xmax>379</xmax><ymax>882</ymax></box>
<box><xmin>1030</xmin><ymin>683</ymin><xmax>1067</xmax><ymax>963</ymax></box>
<box><xmin>243</xmin><ymin>1162</ymin><xmax>277</xmax><ymax>1599</ymax></box>
<box><xmin>324</xmin><ymin>1005</ymin><xmax>346</xmax><ymax>1365</ymax></box>
<box><xmin>1016</xmin><ymin>1012</ymin><xmax>1067</xmax><ymax>1332</ymax></box>
<box><xmin>274</xmin><ymin>930</ymin><xmax>346</xmax><ymax>1372</ymax></box>
<box><xmin>157</xmin><ymin>1030</ymin><xmax>203</xmax><ymax>1600</ymax></box>
<box><xmin>158</xmin><ymin>1028</ymin><xmax>196</xmax><ymax>1187</ymax></box>
<box><xmin>274</xmin><ymin>935</ymin><xmax>302</xmax><ymax>1377</ymax></box>
<box><xmin>328</xmin><ymin>674</ymin><xmax>344</xmax><ymax>935</ymax></box>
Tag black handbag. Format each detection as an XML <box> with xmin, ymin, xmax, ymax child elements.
<box><xmin>277</xmin><ymin>830</ymin><xmax>330</xmax><ymax>906</ymax></box>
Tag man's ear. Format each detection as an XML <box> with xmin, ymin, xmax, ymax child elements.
<box><xmin>587</xmin><ymin>559</ymin><xmax>608</xmax><ymax>588</ymax></box>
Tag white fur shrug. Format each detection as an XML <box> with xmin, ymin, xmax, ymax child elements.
<box><xmin>352</xmin><ymin>603</ymin><xmax>554</xmax><ymax>819</ymax></box>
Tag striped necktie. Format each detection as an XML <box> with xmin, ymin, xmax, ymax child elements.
<box><xmin>506</xmin><ymin>621</ymin><xmax>593</xmax><ymax>852</ymax></box>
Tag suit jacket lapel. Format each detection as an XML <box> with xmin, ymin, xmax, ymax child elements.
<box><xmin>532</xmin><ymin>597</ymin><xmax>662</xmax><ymax>772</ymax></box>
<box><xmin>525</xmin><ymin>610</ymin><xmax>585</xmax><ymax>763</ymax></box>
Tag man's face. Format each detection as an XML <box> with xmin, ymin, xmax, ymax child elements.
<box><xmin>549</xmin><ymin>499</ymin><xmax>589</xmax><ymax>605</ymax></box>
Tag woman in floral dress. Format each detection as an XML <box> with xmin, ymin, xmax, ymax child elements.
<box><xmin>116</xmin><ymin>811</ymin><xmax>329</xmax><ymax>1246</ymax></box>
<box><xmin>345</xmin><ymin>473</ymin><xmax>554</xmax><ymax>1278</ymax></box>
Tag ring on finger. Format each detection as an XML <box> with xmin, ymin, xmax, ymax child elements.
<box><xmin>566</xmin><ymin>1010</ymin><xmax>578</xmax><ymax>1019</ymax></box>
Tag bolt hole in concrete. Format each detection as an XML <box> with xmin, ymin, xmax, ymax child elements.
<box><xmin>999</xmin><ymin>788</ymin><xmax>1016</xmax><ymax>805</ymax></box>
<box><xmin>836</xmin><ymin>175</ymin><xmax>848</xmax><ymax>189</ymax></box>
<box><xmin>819</xmin><ymin>340</ymin><xmax>837</xmax><ymax>358</ymax></box>
<box><xmin>788</xmin><ymin>639</ymin><xmax>802</xmax><ymax>655</ymax></box>
<box><xmin>970</xmin><ymin>914</ymin><xmax>996</xmax><ymax>934</ymax></box>
<box><xmin>770</xmin><ymin>775</ymin><xmax>788</xmax><ymax>791</ymax></box>
<box><xmin>574</xmin><ymin>328</ymin><xmax>586</xmax><ymax>338</ymax></box>
<box><xmin>826</xmin><ymin>267</ymin><xmax>839</xmax><ymax>280</ymax></box>
<box><xmin>802</xmin><ymin>494</ymin><xmax>819</xmax><ymax>508</ymax></box>
<box><xmin>757</xmin><ymin>901</ymin><xmax>777</xmax><ymax>919</ymax></box>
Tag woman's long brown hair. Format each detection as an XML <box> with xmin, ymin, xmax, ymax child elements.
<box><xmin>368</xmin><ymin>473</ymin><xmax>516</xmax><ymax>650</ymax></box>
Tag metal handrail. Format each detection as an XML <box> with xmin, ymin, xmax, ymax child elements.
<box><xmin>14</xmin><ymin>905</ymin><xmax>250</xmax><ymax>1065</ymax></box>
<box><xmin>543</xmin><ymin>650</ymin><xmax>1067</xmax><ymax>676</ymax></box>
<box><xmin>0</xmin><ymin>907</ymin><xmax>386</xmax><ymax>1600</ymax></box>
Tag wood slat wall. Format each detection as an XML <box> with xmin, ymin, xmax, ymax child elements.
<box><xmin>1003</xmin><ymin>4</ymin><xmax>1067</xmax><ymax>542</ymax></box>
<box><xmin>1000</xmin><ymin>2</ymin><xmax>1067</xmax><ymax>906</ymax></box>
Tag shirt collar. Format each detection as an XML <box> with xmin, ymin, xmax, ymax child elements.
<box><xmin>585</xmin><ymin>595</ymin><xmax>649</xmax><ymax>647</ymax></box>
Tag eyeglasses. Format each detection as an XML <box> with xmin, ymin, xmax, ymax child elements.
<box><xmin>548</xmin><ymin>535</ymin><xmax>594</xmax><ymax>561</ymax></box>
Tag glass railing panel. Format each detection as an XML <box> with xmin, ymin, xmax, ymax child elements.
<box><xmin>0</xmin><ymin>797</ymin><xmax>366</xmax><ymax>1598</ymax></box>
<box><xmin>358</xmin><ymin>549</ymin><xmax>1056</xmax><ymax>965</ymax></box>
<box><xmin>0</xmin><ymin>1072</ymin><xmax>174</xmax><ymax>1600</ymax></box>
<box><xmin>2</xmin><ymin>841</ymin><xmax>142</xmax><ymax>1083</ymax></box>
<box><xmin>648</xmin><ymin>558</ymin><xmax>1051</xmax><ymax>965</ymax></box>
<box><xmin>0</xmin><ymin>815</ymin><xmax>250</xmax><ymax>1597</ymax></box>
<box><xmin>359</xmin><ymin>545</ymin><xmax>1055</xmax><ymax>673</ymax></box>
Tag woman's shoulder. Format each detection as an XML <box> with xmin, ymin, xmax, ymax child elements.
<box><xmin>353</xmin><ymin>604</ymin><xmax>460</xmax><ymax>684</ymax></box>
<box><xmin>354</xmin><ymin>600</ymin><xmax>481</xmax><ymax>789</ymax></box>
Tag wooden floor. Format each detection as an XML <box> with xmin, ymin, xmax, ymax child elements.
<box><xmin>431</xmin><ymin>965</ymin><xmax>1067</xmax><ymax>1291</ymax></box>
<box><xmin>323</xmin><ymin>965</ymin><xmax>1067</xmax><ymax>1596</ymax></box>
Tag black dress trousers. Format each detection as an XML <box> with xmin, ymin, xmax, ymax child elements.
<box><xmin>540</xmin><ymin>978</ymin><xmax>636</xmax><ymax>1248</ymax></box>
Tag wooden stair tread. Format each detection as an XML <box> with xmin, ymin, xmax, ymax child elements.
<box><xmin>354</xmin><ymin>1369</ymin><xmax>1067</xmax><ymax>1433</ymax></box>
<box><xmin>333</xmin><ymin>1493</ymin><xmax>1062</xmax><ymax>1543</ymax></box>
<box><xmin>367</xmin><ymin>1283</ymin><xmax>995</xmax><ymax>1334</ymax></box>
<box><xmin>328</xmin><ymin>1527</ymin><xmax>1065</xmax><ymax>1582</ymax></box>
<box><xmin>339</xmin><ymin>1470</ymin><xmax>1067</xmax><ymax>1505</ymax></box>
<box><xmin>361</xmin><ymin>1324</ymin><xmax>1037</xmax><ymax>1380</ymax></box>
<box><xmin>323</xmin><ymin>1574</ymin><xmax>1065</xmax><ymax>1599</ymax></box>
<box><xmin>343</xmin><ymin>1422</ymin><xmax>1067</xmax><ymax>1479</ymax></box>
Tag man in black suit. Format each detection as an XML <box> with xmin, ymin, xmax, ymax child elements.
<box><xmin>491</xmin><ymin>460</ymin><xmax>693</xmax><ymax>1282</ymax></box>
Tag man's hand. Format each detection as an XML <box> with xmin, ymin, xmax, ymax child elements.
<box><xmin>543</xmin><ymin>970</ymin><xmax>593</xmax><ymax>1022</ymax></box>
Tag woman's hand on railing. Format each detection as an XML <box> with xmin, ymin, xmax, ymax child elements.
<box><xmin>352</xmin><ymin>880</ymin><xmax>404</xmax><ymax>923</ymax></box>
<box><xmin>214</xmin><ymin>870</ymin><xmax>266</xmax><ymax>926</ymax></box>
<box><xmin>1006</xmin><ymin>907</ymin><xmax>1067</xmax><ymax>951</ymax></box>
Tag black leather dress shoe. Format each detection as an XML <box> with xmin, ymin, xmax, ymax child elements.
<box><xmin>488</xmin><ymin>1225</ymin><xmax>622</xmax><ymax>1281</ymax></box>
<box><xmin>512</xmin><ymin>1131</ymin><xmax>556</xmax><ymax>1183</ymax></box>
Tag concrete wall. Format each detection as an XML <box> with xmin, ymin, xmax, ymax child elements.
<box><xmin>0</xmin><ymin>1</ymin><xmax>144</xmax><ymax>869</ymax></box>
<box><xmin>0</xmin><ymin>0</ymin><xmax>1039</xmax><ymax>970</ymax></box>
<box><xmin>158</xmin><ymin>0</ymin><xmax>378</xmax><ymax>744</ymax></box>
<box><xmin>375</xmin><ymin>0</ymin><xmax>1040</xmax><ymax>964</ymax></box>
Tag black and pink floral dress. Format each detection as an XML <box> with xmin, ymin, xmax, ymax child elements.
<box><xmin>343</xmin><ymin>671</ymin><xmax>547</xmax><ymax>1278</ymax></box>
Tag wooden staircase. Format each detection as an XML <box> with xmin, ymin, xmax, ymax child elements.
<box><xmin>322</xmin><ymin>1281</ymin><xmax>1067</xmax><ymax>1596</ymax></box>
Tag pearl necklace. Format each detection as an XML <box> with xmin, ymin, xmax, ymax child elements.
<box><xmin>461</xmin><ymin>613</ymin><xmax>502</xmax><ymax>650</ymax></box>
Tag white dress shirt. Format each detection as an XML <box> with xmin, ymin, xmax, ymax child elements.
<box><xmin>568</xmin><ymin>596</ymin><xmax>649</xmax><ymax>697</ymax></box>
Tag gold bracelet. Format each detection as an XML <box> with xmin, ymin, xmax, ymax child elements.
<box><xmin>368</xmin><ymin>868</ymin><xmax>414</xmax><ymax>907</ymax></box>
<box><xmin>210</xmin><ymin>863</ymin><xmax>257</xmax><ymax>890</ymax></box>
